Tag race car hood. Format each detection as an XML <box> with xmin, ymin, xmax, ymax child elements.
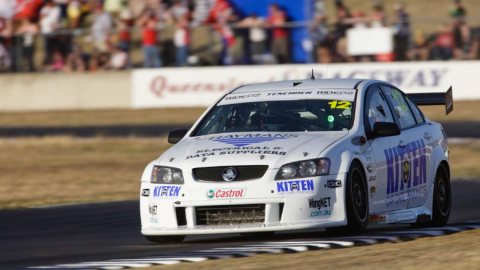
<box><xmin>158</xmin><ymin>131</ymin><xmax>348</xmax><ymax>168</ymax></box>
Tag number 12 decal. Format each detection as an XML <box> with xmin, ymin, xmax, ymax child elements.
<box><xmin>328</xmin><ymin>101</ymin><xmax>351</xmax><ymax>109</ymax></box>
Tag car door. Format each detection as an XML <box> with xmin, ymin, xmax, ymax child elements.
<box><xmin>380</xmin><ymin>85</ymin><xmax>432</xmax><ymax>210</ymax></box>
<box><xmin>364</xmin><ymin>85</ymin><xmax>405</xmax><ymax>214</ymax></box>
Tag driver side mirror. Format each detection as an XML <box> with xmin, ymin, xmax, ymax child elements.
<box><xmin>371</xmin><ymin>122</ymin><xmax>401</xmax><ymax>138</ymax></box>
<box><xmin>168</xmin><ymin>129</ymin><xmax>189</xmax><ymax>144</ymax></box>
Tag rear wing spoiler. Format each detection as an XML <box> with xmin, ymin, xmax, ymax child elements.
<box><xmin>407</xmin><ymin>86</ymin><xmax>453</xmax><ymax>115</ymax></box>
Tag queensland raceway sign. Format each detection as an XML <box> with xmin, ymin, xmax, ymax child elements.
<box><xmin>132</xmin><ymin>61</ymin><xmax>480</xmax><ymax>108</ymax></box>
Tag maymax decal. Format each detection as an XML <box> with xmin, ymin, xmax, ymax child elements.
<box><xmin>210</xmin><ymin>133</ymin><xmax>297</xmax><ymax>147</ymax></box>
<box><xmin>277</xmin><ymin>179</ymin><xmax>314</xmax><ymax>193</ymax></box>
<box><xmin>207</xmin><ymin>188</ymin><xmax>246</xmax><ymax>199</ymax></box>
<box><xmin>385</xmin><ymin>139</ymin><xmax>427</xmax><ymax>195</ymax></box>
<box><xmin>152</xmin><ymin>185</ymin><xmax>181</xmax><ymax>198</ymax></box>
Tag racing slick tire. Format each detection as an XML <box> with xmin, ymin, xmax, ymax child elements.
<box><xmin>327</xmin><ymin>161</ymin><xmax>369</xmax><ymax>234</ymax></box>
<box><xmin>430</xmin><ymin>163</ymin><xmax>451</xmax><ymax>226</ymax></box>
<box><xmin>145</xmin><ymin>235</ymin><xmax>185</xmax><ymax>243</ymax></box>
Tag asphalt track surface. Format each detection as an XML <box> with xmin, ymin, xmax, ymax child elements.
<box><xmin>0</xmin><ymin>179</ymin><xmax>479</xmax><ymax>270</ymax></box>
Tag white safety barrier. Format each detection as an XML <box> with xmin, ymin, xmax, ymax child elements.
<box><xmin>132</xmin><ymin>61</ymin><xmax>480</xmax><ymax>109</ymax></box>
<box><xmin>0</xmin><ymin>61</ymin><xmax>479</xmax><ymax>112</ymax></box>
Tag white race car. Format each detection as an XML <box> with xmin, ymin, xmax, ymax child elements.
<box><xmin>140</xmin><ymin>78</ymin><xmax>453</xmax><ymax>242</ymax></box>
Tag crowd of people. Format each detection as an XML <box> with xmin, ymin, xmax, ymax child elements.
<box><xmin>0</xmin><ymin>0</ymin><xmax>478</xmax><ymax>73</ymax></box>
<box><xmin>310</xmin><ymin>0</ymin><xmax>479</xmax><ymax>63</ymax></box>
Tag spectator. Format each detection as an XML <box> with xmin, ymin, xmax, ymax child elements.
<box><xmin>408</xmin><ymin>30</ymin><xmax>429</xmax><ymax>61</ymax></box>
<box><xmin>0</xmin><ymin>0</ymin><xmax>16</xmax><ymax>20</ymax></box>
<box><xmin>206</xmin><ymin>0</ymin><xmax>237</xmax><ymax>65</ymax></box>
<box><xmin>54</xmin><ymin>0</ymin><xmax>68</xmax><ymax>20</ymax></box>
<box><xmin>238</xmin><ymin>13</ymin><xmax>267</xmax><ymax>64</ymax></box>
<box><xmin>174</xmin><ymin>16</ymin><xmax>189</xmax><ymax>66</ymax></box>
<box><xmin>91</xmin><ymin>3</ymin><xmax>112</xmax><ymax>53</ymax></box>
<box><xmin>171</xmin><ymin>0</ymin><xmax>189</xmax><ymax>21</ymax></box>
<box><xmin>49</xmin><ymin>50</ymin><xmax>64</xmax><ymax>72</ymax></box>
<box><xmin>452</xmin><ymin>19</ymin><xmax>470</xmax><ymax>59</ymax></box>
<box><xmin>67</xmin><ymin>0</ymin><xmax>81</xmax><ymax>28</ymax></box>
<box><xmin>333</xmin><ymin>0</ymin><xmax>352</xmax><ymax>37</ymax></box>
<box><xmin>104</xmin><ymin>0</ymin><xmax>123</xmax><ymax>16</ymax></box>
<box><xmin>370</xmin><ymin>3</ymin><xmax>386</xmax><ymax>27</ymax></box>
<box><xmin>14</xmin><ymin>0</ymin><xmax>42</xmax><ymax>21</ymax></box>
<box><xmin>431</xmin><ymin>23</ymin><xmax>454</xmax><ymax>60</ymax></box>
<box><xmin>116</xmin><ymin>2</ymin><xmax>134</xmax><ymax>53</ymax></box>
<box><xmin>0</xmin><ymin>41</ymin><xmax>10</xmax><ymax>71</ymax></box>
<box><xmin>0</xmin><ymin>3</ymin><xmax>14</xmax><ymax>71</ymax></box>
<box><xmin>108</xmin><ymin>46</ymin><xmax>128</xmax><ymax>70</ymax></box>
<box><xmin>117</xmin><ymin>20</ymin><xmax>131</xmax><ymax>52</ymax></box>
<box><xmin>267</xmin><ymin>3</ymin><xmax>289</xmax><ymax>63</ymax></box>
<box><xmin>16</xmin><ymin>18</ymin><xmax>38</xmax><ymax>71</ymax></box>
<box><xmin>450</xmin><ymin>0</ymin><xmax>466</xmax><ymax>19</ymax></box>
<box><xmin>393</xmin><ymin>3</ymin><xmax>410</xmax><ymax>61</ymax></box>
<box><xmin>350</xmin><ymin>10</ymin><xmax>367</xmax><ymax>28</ymax></box>
<box><xmin>160</xmin><ymin>6</ymin><xmax>177</xmax><ymax>67</ymax></box>
<box><xmin>470</xmin><ymin>34</ymin><xmax>480</xmax><ymax>60</ymax></box>
<box><xmin>90</xmin><ymin>51</ymin><xmax>110</xmax><ymax>71</ymax></box>
<box><xmin>65</xmin><ymin>45</ymin><xmax>87</xmax><ymax>72</ymax></box>
<box><xmin>450</xmin><ymin>0</ymin><xmax>471</xmax><ymax>60</ymax></box>
<box><xmin>139</xmin><ymin>11</ymin><xmax>161</xmax><ymax>68</ymax></box>
<box><xmin>39</xmin><ymin>0</ymin><xmax>61</xmax><ymax>66</ymax></box>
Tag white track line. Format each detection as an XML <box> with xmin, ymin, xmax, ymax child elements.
<box><xmin>262</xmin><ymin>240</ymin><xmax>354</xmax><ymax>247</ymax></box>
<box><xmin>29</xmin><ymin>224</ymin><xmax>480</xmax><ymax>270</ymax></box>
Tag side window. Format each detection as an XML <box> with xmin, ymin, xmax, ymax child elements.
<box><xmin>365</xmin><ymin>86</ymin><xmax>395</xmax><ymax>132</ymax></box>
<box><xmin>406</xmin><ymin>97</ymin><xmax>425</xmax><ymax>124</ymax></box>
<box><xmin>381</xmin><ymin>86</ymin><xmax>417</xmax><ymax>129</ymax></box>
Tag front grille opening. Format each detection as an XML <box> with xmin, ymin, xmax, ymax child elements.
<box><xmin>175</xmin><ymin>207</ymin><xmax>187</xmax><ymax>226</ymax></box>
<box><xmin>195</xmin><ymin>204</ymin><xmax>265</xmax><ymax>226</ymax></box>
<box><xmin>193</xmin><ymin>165</ymin><xmax>268</xmax><ymax>182</ymax></box>
<box><xmin>278</xmin><ymin>203</ymin><xmax>285</xmax><ymax>222</ymax></box>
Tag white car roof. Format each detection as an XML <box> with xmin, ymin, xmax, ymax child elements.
<box><xmin>232</xmin><ymin>78</ymin><xmax>364</xmax><ymax>93</ymax></box>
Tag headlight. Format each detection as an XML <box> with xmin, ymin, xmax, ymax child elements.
<box><xmin>151</xmin><ymin>166</ymin><xmax>184</xmax><ymax>184</ymax></box>
<box><xmin>275</xmin><ymin>158</ymin><xmax>330</xmax><ymax>180</ymax></box>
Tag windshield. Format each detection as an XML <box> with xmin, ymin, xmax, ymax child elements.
<box><xmin>193</xmin><ymin>99</ymin><xmax>354</xmax><ymax>136</ymax></box>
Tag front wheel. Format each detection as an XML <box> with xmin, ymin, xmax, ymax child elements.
<box><xmin>145</xmin><ymin>235</ymin><xmax>185</xmax><ymax>243</ymax></box>
<box><xmin>430</xmin><ymin>164</ymin><xmax>451</xmax><ymax>226</ymax></box>
<box><xmin>327</xmin><ymin>162</ymin><xmax>368</xmax><ymax>234</ymax></box>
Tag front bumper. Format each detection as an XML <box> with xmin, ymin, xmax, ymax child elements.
<box><xmin>140</xmin><ymin>174</ymin><xmax>347</xmax><ymax>235</ymax></box>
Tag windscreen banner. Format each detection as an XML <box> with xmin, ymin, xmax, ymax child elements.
<box><xmin>132</xmin><ymin>61</ymin><xmax>480</xmax><ymax>108</ymax></box>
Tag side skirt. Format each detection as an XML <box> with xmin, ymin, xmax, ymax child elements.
<box><xmin>368</xmin><ymin>206</ymin><xmax>432</xmax><ymax>225</ymax></box>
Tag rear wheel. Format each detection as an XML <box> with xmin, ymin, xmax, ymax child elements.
<box><xmin>327</xmin><ymin>162</ymin><xmax>368</xmax><ymax>235</ymax></box>
<box><xmin>430</xmin><ymin>164</ymin><xmax>451</xmax><ymax>226</ymax></box>
<box><xmin>145</xmin><ymin>235</ymin><xmax>185</xmax><ymax>243</ymax></box>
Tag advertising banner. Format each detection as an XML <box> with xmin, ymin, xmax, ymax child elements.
<box><xmin>132</xmin><ymin>61</ymin><xmax>480</xmax><ymax>108</ymax></box>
